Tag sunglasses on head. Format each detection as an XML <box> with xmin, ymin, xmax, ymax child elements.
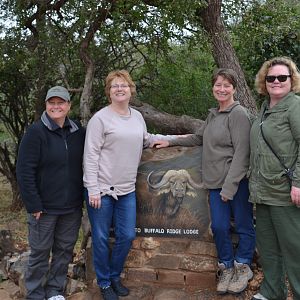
<box><xmin>265</xmin><ymin>75</ymin><xmax>291</xmax><ymax>83</ymax></box>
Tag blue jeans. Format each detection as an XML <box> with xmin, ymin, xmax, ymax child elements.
<box><xmin>86</xmin><ymin>192</ymin><xmax>136</xmax><ymax>288</ymax></box>
<box><xmin>209</xmin><ymin>179</ymin><xmax>255</xmax><ymax>268</ymax></box>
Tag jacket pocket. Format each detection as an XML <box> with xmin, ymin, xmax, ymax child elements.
<box><xmin>260</xmin><ymin>171</ymin><xmax>291</xmax><ymax>195</ymax></box>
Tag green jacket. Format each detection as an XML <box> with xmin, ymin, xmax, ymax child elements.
<box><xmin>249</xmin><ymin>92</ymin><xmax>300</xmax><ymax>206</ymax></box>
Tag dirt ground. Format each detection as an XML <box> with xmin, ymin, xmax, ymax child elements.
<box><xmin>0</xmin><ymin>177</ymin><xmax>28</xmax><ymax>252</ymax></box>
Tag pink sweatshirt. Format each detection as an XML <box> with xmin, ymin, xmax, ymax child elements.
<box><xmin>83</xmin><ymin>106</ymin><xmax>172</xmax><ymax>199</ymax></box>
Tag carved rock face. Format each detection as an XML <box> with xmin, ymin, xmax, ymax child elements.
<box><xmin>136</xmin><ymin>146</ymin><xmax>210</xmax><ymax>240</ymax></box>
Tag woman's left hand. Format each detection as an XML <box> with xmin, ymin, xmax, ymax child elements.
<box><xmin>89</xmin><ymin>194</ymin><xmax>101</xmax><ymax>209</ymax></box>
<box><xmin>291</xmin><ymin>186</ymin><xmax>300</xmax><ymax>207</ymax></box>
<box><xmin>152</xmin><ymin>140</ymin><xmax>170</xmax><ymax>148</ymax></box>
<box><xmin>221</xmin><ymin>195</ymin><xmax>229</xmax><ymax>202</ymax></box>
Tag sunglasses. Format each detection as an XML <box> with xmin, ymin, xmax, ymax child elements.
<box><xmin>265</xmin><ymin>75</ymin><xmax>291</xmax><ymax>83</ymax></box>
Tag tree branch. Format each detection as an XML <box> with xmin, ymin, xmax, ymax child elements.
<box><xmin>131</xmin><ymin>100</ymin><xmax>204</xmax><ymax>134</ymax></box>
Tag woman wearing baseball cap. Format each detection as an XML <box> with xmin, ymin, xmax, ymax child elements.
<box><xmin>17</xmin><ymin>86</ymin><xmax>85</xmax><ymax>300</ymax></box>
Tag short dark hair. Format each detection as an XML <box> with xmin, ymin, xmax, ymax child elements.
<box><xmin>212</xmin><ymin>68</ymin><xmax>238</xmax><ymax>89</ymax></box>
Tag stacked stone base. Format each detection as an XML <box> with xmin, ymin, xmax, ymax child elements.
<box><xmin>86</xmin><ymin>236</ymin><xmax>218</xmax><ymax>292</ymax></box>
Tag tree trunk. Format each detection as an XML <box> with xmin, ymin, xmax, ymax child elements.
<box><xmin>10</xmin><ymin>181</ymin><xmax>23</xmax><ymax>212</ymax></box>
<box><xmin>79</xmin><ymin>5</ymin><xmax>114</xmax><ymax>124</ymax></box>
<box><xmin>79</xmin><ymin>58</ymin><xmax>94</xmax><ymax>127</ymax></box>
<box><xmin>33</xmin><ymin>1</ymin><xmax>48</xmax><ymax>120</ymax></box>
<box><xmin>131</xmin><ymin>100</ymin><xmax>204</xmax><ymax>134</ymax></box>
<box><xmin>0</xmin><ymin>142</ymin><xmax>23</xmax><ymax>211</ymax></box>
<box><xmin>197</xmin><ymin>0</ymin><xmax>257</xmax><ymax>114</ymax></box>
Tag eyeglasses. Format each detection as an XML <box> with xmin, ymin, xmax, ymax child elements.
<box><xmin>265</xmin><ymin>75</ymin><xmax>291</xmax><ymax>83</ymax></box>
<box><xmin>110</xmin><ymin>84</ymin><xmax>129</xmax><ymax>89</ymax></box>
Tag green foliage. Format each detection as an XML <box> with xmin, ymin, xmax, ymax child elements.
<box><xmin>1</xmin><ymin>0</ymin><xmax>300</xmax><ymax>130</ymax></box>
<box><xmin>222</xmin><ymin>0</ymin><xmax>254</xmax><ymax>26</ymax></box>
<box><xmin>137</xmin><ymin>44</ymin><xmax>216</xmax><ymax>120</ymax></box>
<box><xmin>0</xmin><ymin>124</ymin><xmax>9</xmax><ymax>142</ymax></box>
<box><xmin>0</xmin><ymin>36</ymin><xmax>33</xmax><ymax>136</ymax></box>
<box><xmin>232</xmin><ymin>0</ymin><xmax>300</xmax><ymax>88</ymax></box>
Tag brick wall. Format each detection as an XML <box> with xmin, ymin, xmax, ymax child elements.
<box><xmin>85</xmin><ymin>236</ymin><xmax>218</xmax><ymax>291</ymax></box>
<box><xmin>124</xmin><ymin>237</ymin><xmax>217</xmax><ymax>290</ymax></box>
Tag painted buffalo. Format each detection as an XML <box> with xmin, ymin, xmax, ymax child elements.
<box><xmin>147</xmin><ymin>169</ymin><xmax>203</xmax><ymax>218</ymax></box>
<box><xmin>136</xmin><ymin>146</ymin><xmax>210</xmax><ymax>239</ymax></box>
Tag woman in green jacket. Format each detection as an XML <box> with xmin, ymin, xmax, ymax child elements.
<box><xmin>250</xmin><ymin>57</ymin><xmax>300</xmax><ymax>300</ymax></box>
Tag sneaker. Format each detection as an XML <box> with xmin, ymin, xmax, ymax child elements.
<box><xmin>47</xmin><ymin>296</ymin><xmax>65</xmax><ymax>300</ymax></box>
<box><xmin>216</xmin><ymin>262</ymin><xmax>234</xmax><ymax>294</ymax></box>
<box><xmin>227</xmin><ymin>261</ymin><xmax>253</xmax><ymax>294</ymax></box>
<box><xmin>252</xmin><ymin>293</ymin><xmax>269</xmax><ymax>300</ymax></box>
<box><xmin>111</xmin><ymin>280</ymin><xmax>129</xmax><ymax>296</ymax></box>
<box><xmin>101</xmin><ymin>286</ymin><xmax>119</xmax><ymax>300</ymax></box>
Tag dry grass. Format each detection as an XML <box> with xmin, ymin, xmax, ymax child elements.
<box><xmin>0</xmin><ymin>176</ymin><xmax>28</xmax><ymax>251</ymax></box>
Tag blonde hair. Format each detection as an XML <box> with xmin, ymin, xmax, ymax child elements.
<box><xmin>255</xmin><ymin>56</ymin><xmax>300</xmax><ymax>95</ymax></box>
<box><xmin>105</xmin><ymin>70</ymin><xmax>136</xmax><ymax>103</ymax></box>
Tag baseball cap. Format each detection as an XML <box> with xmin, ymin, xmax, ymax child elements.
<box><xmin>45</xmin><ymin>86</ymin><xmax>70</xmax><ymax>102</ymax></box>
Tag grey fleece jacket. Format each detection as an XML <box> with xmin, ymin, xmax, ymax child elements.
<box><xmin>169</xmin><ymin>101</ymin><xmax>251</xmax><ymax>200</ymax></box>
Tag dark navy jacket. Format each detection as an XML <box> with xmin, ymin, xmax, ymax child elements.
<box><xmin>16</xmin><ymin>112</ymin><xmax>85</xmax><ymax>213</ymax></box>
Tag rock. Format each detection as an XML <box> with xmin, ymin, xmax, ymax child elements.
<box><xmin>0</xmin><ymin>230</ymin><xmax>15</xmax><ymax>259</ymax></box>
<box><xmin>84</xmin><ymin>238</ymin><xmax>95</xmax><ymax>284</ymax></box>
<box><xmin>0</xmin><ymin>289</ymin><xmax>13</xmax><ymax>300</ymax></box>
<box><xmin>8</xmin><ymin>251</ymin><xmax>29</xmax><ymax>274</ymax></box>
<box><xmin>153</xmin><ymin>288</ymin><xmax>189</xmax><ymax>300</ymax></box>
<box><xmin>66</xmin><ymin>290</ymin><xmax>93</xmax><ymax>300</ymax></box>
<box><xmin>125</xmin><ymin>249</ymin><xmax>146</xmax><ymax>268</ymax></box>
<box><xmin>131</xmin><ymin>239</ymin><xmax>141</xmax><ymax>249</ymax></box>
<box><xmin>147</xmin><ymin>254</ymin><xmax>181</xmax><ymax>270</ymax></box>
<box><xmin>0</xmin><ymin>261</ymin><xmax>8</xmax><ymax>281</ymax></box>
<box><xmin>123</xmin><ymin>284</ymin><xmax>153</xmax><ymax>300</ymax></box>
<box><xmin>188</xmin><ymin>240</ymin><xmax>217</xmax><ymax>257</ymax></box>
<box><xmin>68</xmin><ymin>262</ymin><xmax>86</xmax><ymax>281</ymax></box>
<box><xmin>126</xmin><ymin>268</ymin><xmax>157</xmax><ymax>283</ymax></box>
<box><xmin>80</xmin><ymin>213</ymin><xmax>91</xmax><ymax>250</ymax></box>
<box><xmin>18</xmin><ymin>273</ymin><xmax>26</xmax><ymax>298</ymax></box>
<box><xmin>180</xmin><ymin>255</ymin><xmax>216</xmax><ymax>272</ymax></box>
<box><xmin>157</xmin><ymin>239</ymin><xmax>189</xmax><ymax>254</ymax></box>
<box><xmin>140</xmin><ymin>237</ymin><xmax>160</xmax><ymax>250</ymax></box>
<box><xmin>65</xmin><ymin>278</ymin><xmax>87</xmax><ymax>295</ymax></box>
<box><xmin>193</xmin><ymin>289</ymin><xmax>246</xmax><ymax>299</ymax></box>
<box><xmin>0</xmin><ymin>280</ymin><xmax>20</xmax><ymax>298</ymax></box>
<box><xmin>5</xmin><ymin>251</ymin><xmax>29</xmax><ymax>285</ymax></box>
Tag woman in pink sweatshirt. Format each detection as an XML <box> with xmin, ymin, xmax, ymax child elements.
<box><xmin>83</xmin><ymin>70</ymin><xmax>172</xmax><ymax>300</ymax></box>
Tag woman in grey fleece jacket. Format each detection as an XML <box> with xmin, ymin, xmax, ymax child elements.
<box><xmin>155</xmin><ymin>68</ymin><xmax>255</xmax><ymax>295</ymax></box>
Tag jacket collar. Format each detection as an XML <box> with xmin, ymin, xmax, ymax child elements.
<box><xmin>41</xmin><ymin>111</ymin><xmax>79</xmax><ymax>133</ymax></box>
<box><xmin>264</xmin><ymin>92</ymin><xmax>295</xmax><ymax>112</ymax></box>
<box><xmin>209</xmin><ymin>101</ymin><xmax>240</xmax><ymax>115</ymax></box>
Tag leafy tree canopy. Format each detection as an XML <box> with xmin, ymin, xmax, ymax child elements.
<box><xmin>232</xmin><ymin>0</ymin><xmax>300</xmax><ymax>91</ymax></box>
